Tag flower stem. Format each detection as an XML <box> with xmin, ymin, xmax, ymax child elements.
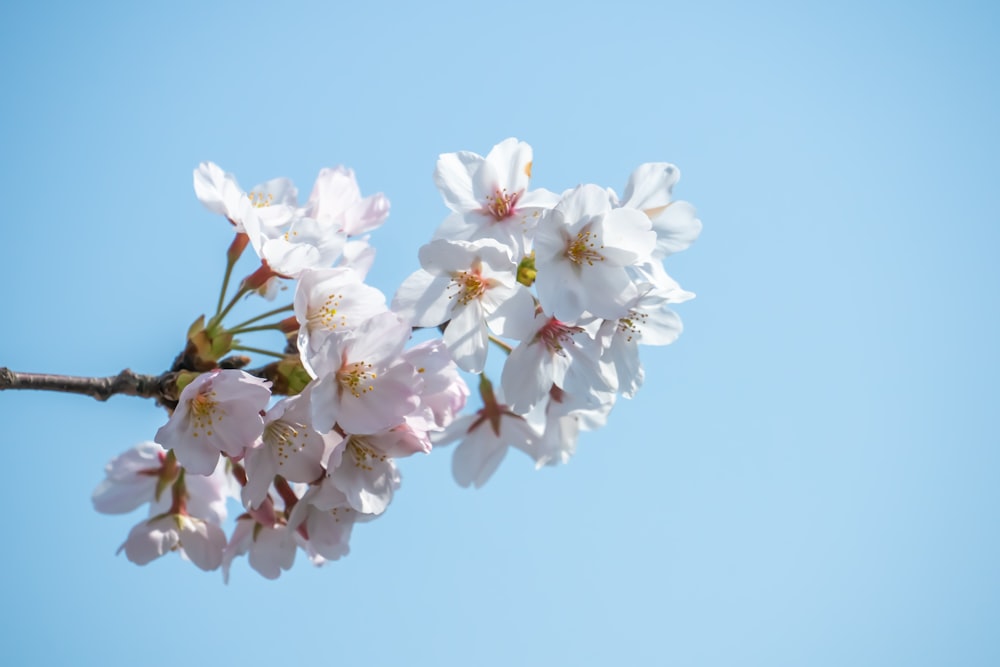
<box><xmin>488</xmin><ymin>335</ymin><xmax>513</xmax><ymax>354</ymax></box>
<box><xmin>231</xmin><ymin>345</ymin><xmax>286</xmax><ymax>359</ymax></box>
<box><xmin>227</xmin><ymin>304</ymin><xmax>294</xmax><ymax>332</ymax></box>
<box><xmin>228</xmin><ymin>323</ymin><xmax>283</xmax><ymax>335</ymax></box>
<box><xmin>210</xmin><ymin>286</ymin><xmax>250</xmax><ymax>331</ymax></box>
<box><xmin>215</xmin><ymin>233</ymin><xmax>249</xmax><ymax>318</ymax></box>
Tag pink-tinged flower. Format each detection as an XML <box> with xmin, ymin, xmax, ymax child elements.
<box><xmin>432</xmin><ymin>138</ymin><xmax>559</xmax><ymax>252</ymax></box>
<box><xmin>403</xmin><ymin>339</ymin><xmax>469</xmax><ymax>429</ymax></box>
<box><xmin>147</xmin><ymin>458</ymin><xmax>233</xmax><ymax>526</ymax></box>
<box><xmin>392</xmin><ymin>238</ymin><xmax>535</xmax><ymax>373</ymax></box>
<box><xmin>287</xmin><ymin>484</ymin><xmax>361</xmax><ymax>563</ymax></box>
<box><xmin>193</xmin><ymin>161</ymin><xmax>298</xmax><ymax>232</ymax></box>
<box><xmin>534</xmin><ymin>185</ymin><xmax>657</xmax><ymax>322</ymax></box>
<box><xmin>154</xmin><ymin>370</ymin><xmax>272</xmax><ymax>475</ymax></box>
<box><xmin>294</xmin><ymin>267</ymin><xmax>388</xmax><ymax>376</ymax></box>
<box><xmin>242</xmin><ymin>386</ymin><xmax>342</xmax><ymax>510</ymax></box>
<box><xmin>119</xmin><ymin>513</ymin><xmax>227</xmax><ymax>571</ymax></box>
<box><xmin>241</xmin><ymin>205</ymin><xmax>346</xmax><ymax>280</ymax></box>
<box><xmin>222</xmin><ymin>516</ymin><xmax>298</xmax><ymax>582</ymax></box>
<box><xmin>303</xmin><ymin>166</ymin><xmax>390</xmax><ymax>236</ymax></box>
<box><xmin>309</xmin><ymin>312</ymin><xmax>420</xmax><ymax>435</ymax></box>
<box><xmin>500</xmin><ymin>312</ymin><xmax>613</xmax><ymax>415</ymax></box>
<box><xmin>337</xmin><ymin>237</ymin><xmax>377</xmax><ymax>279</ymax></box>
<box><xmin>433</xmin><ymin>377</ymin><xmax>536</xmax><ymax>488</ymax></box>
<box><xmin>617</xmin><ymin>162</ymin><xmax>702</xmax><ymax>258</ymax></box>
<box><xmin>325</xmin><ymin>434</ymin><xmax>401</xmax><ymax>515</ymax></box>
<box><xmin>92</xmin><ymin>442</ymin><xmax>173</xmax><ymax>515</ymax></box>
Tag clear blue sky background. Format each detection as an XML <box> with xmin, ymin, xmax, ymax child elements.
<box><xmin>2</xmin><ymin>1</ymin><xmax>998</xmax><ymax>665</ymax></box>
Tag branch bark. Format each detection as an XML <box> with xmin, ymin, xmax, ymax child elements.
<box><xmin>0</xmin><ymin>367</ymin><xmax>176</xmax><ymax>403</ymax></box>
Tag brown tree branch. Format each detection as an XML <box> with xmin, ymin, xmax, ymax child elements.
<box><xmin>0</xmin><ymin>367</ymin><xmax>177</xmax><ymax>403</ymax></box>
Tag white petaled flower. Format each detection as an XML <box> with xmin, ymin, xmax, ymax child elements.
<box><xmin>598</xmin><ymin>278</ymin><xmax>694</xmax><ymax>399</ymax></box>
<box><xmin>433</xmin><ymin>378</ymin><xmax>536</xmax><ymax>488</ymax></box>
<box><xmin>242</xmin><ymin>386</ymin><xmax>342</xmax><ymax>510</ymax></box>
<box><xmin>241</xmin><ymin>204</ymin><xmax>345</xmax><ymax>280</ymax></box>
<box><xmin>500</xmin><ymin>312</ymin><xmax>613</xmax><ymax>415</ymax></box>
<box><xmin>154</xmin><ymin>370</ymin><xmax>272</xmax><ymax>475</ymax></box>
<box><xmin>534</xmin><ymin>184</ymin><xmax>657</xmax><ymax>323</ymax></box>
<box><xmin>119</xmin><ymin>513</ymin><xmax>227</xmax><ymax>572</ymax></box>
<box><xmin>294</xmin><ymin>267</ymin><xmax>388</xmax><ymax>376</ymax></box>
<box><xmin>222</xmin><ymin>517</ymin><xmax>297</xmax><ymax>582</ymax></box>
<box><xmin>403</xmin><ymin>339</ymin><xmax>470</xmax><ymax>429</ymax></box>
<box><xmin>325</xmin><ymin>434</ymin><xmax>401</xmax><ymax>516</ymax></box>
<box><xmin>92</xmin><ymin>441</ymin><xmax>171</xmax><ymax>515</ymax></box>
<box><xmin>193</xmin><ymin>161</ymin><xmax>298</xmax><ymax>232</ymax></box>
<box><xmin>147</xmin><ymin>458</ymin><xmax>233</xmax><ymax>526</ymax></box>
<box><xmin>337</xmin><ymin>237</ymin><xmax>377</xmax><ymax>279</ymax></box>
<box><xmin>286</xmin><ymin>484</ymin><xmax>361</xmax><ymax>563</ymax></box>
<box><xmin>519</xmin><ymin>410</ymin><xmax>581</xmax><ymax>469</ymax></box>
<box><xmin>303</xmin><ymin>166</ymin><xmax>390</xmax><ymax>236</ymax></box>
<box><xmin>617</xmin><ymin>162</ymin><xmax>702</xmax><ymax>258</ymax></box>
<box><xmin>309</xmin><ymin>311</ymin><xmax>420</xmax><ymax>435</ymax></box>
<box><xmin>432</xmin><ymin>138</ymin><xmax>559</xmax><ymax>252</ymax></box>
<box><xmin>392</xmin><ymin>238</ymin><xmax>535</xmax><ymax>373</ymax></box>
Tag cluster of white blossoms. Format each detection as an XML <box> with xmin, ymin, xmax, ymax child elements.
<box><xmin>92</xmin><ymin>139</ymin><xmax>700</xmax><ymax>580</ymax></box>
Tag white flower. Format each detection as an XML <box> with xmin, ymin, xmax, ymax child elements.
<box><xmin>147</xmin><ymin>458</ymin><xmax>233</xmax><ymax>526</ymax></box>
<box><xmin>241</xmin><ymin>204</ymin><xmax>345</xmax><ymax>279</ymax></box>
<box><xmin>302</xmin><ymin>166</ymin><xmax>390</xmax><ymax>236</ymax></box>
<box><xmin>308</xmin><ymin>312</ymin><xmax>420</xmax><ymax>435</ymax></box>
<box><xmin>92</xmin><ymin>442</ymin><xmax>170</xmax><ymax>515</ymax></box>
<box><xmin>500</xmin><ymin>312</ymin><xmax>612</xmax><ymax>415</ymax></box>
<box><xmin>154</xmin><ymin>370</ymin><xmax>272</xmax><ymax>475</ymax></box>
<box><xmin>403</xmin><ymin>339</ymin><xmax>470</xmax><ymax>430</ymax></box>
<box><xmin>534</xmin><ymin>185</ymin><xmax>657</xmax><ymax>322</ymax></box>
<box><xmin>433</xmin><ymin>378</ymin><xmax>536</xmax><ymax>488</ymax></box>
<box><xmin>287</xmin><ymin>484</ymin><xmax>361</xmax><ymax>563</ymax></box>
<box><xmin>392</xmin><ymin>238</ymin><xmax>535</xmax><ymax>373</ymax></box>
<box><xmin>222</xmin><ymin>517</ymin><xmax>297</xmax><ymax>582</ymax></box>
<box><xmin>597</xmin><ymin>280</ymin><xmax>692</xmax><ymax>399</ymax></box>
<box><xmin>617</xmin><ymin>162</ymin><xmax>702</xmax><ymax>258</ymax></box>
<box><xmin>432</xmin><ymin>138</ymin><xmax>559</xmax><ymax>252</ymax></box>
<box><xmin>119</xmin><ymin>513</ymin><xmax>227</xmax><ymax>571</ymax></box>
<box><xmin>241</xmin><ymin>386</ymin><xmax>342</xmax><ymax>510</ymax></box>
<box><xmin>325</xmin><ymin>434</ymin><xmax>401</xmax><ymax>516</ymax></box>
<box><xmin>294</xmin><ymin>267</ymin><xmax>388</xmax><ymax>377</ymax></box>
<box><xmin>193</xmin><ymin>161</ymin><xmax>298</xmax><ymax>232</ymax></box>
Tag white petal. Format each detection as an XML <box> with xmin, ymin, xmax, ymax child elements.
<box><xmin>452</xmin><ymin>430</ymin><xmax>507</xmax><ymax>488</ymax></box>
<box><xmin>391</xmin><ymin>270</ymin><xmax>453</xmax><ymax>327</ymax></box>
<box><xmin>434</xmin><ymin>151</ymin><xmax>483</xmax><ymax>212</ymax></box>
<box><xmin>652</xmin><ymin>200</ymin><xmax>702</xmax><ymax>256</ymax></box>
<box><xmin>443</xmin><ymin>301</ymin><xmax>489</xmax><ymax>373</ymax></box>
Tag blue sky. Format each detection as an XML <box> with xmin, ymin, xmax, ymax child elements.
<box><xmin>1</xmin><ymin>1</ymin><xmax>998</xmax><ymax>665</ymax></box>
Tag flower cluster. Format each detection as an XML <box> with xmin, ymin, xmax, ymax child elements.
<box><xmin>92</xmin><ymin>139</ymin><xmax>699</xmax><ymax>579</ymax></box>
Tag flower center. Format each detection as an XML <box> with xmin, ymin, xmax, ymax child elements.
<box><xmin>247</xmin><ymin>191</ymin><xmax>274</xmax><ymax>208</ymax></box>
<box><xmin>565</xmin><ymin>228</ymin><xmax>605</xmax><ymax>266</ymax></box>
<box><xmin>263</xmin><ymin>420</ymin><xmax>308</xmax><ymax>465</ymax></box>
<box><xmin>308</xmin><ymin>291</ymin><xmax>347</xmax><ymax>332</ymax></box>
<box><xmin>189</xmin><ymin>390</ymin><xmax>220</xmax><ymax>438</ymax></box>
<box><xmin>346</xmin><ymin>437</ymin><xmax>386</xmax><ymax>472</ymax></box>
<box><xmin>617</xmin><ymin>310</ymin><xmax>648</xmax><ymax>342</ymax></box>
<box><xmin>483</xmin><ymin>188</ymin><xmax>520</xmax><ymax>220</ymax></box>
<box><xmin>449</xmin><ymin>269</ymin><xmax>490</xmax><ymax>305</ymax></box>
<box><xmin>536</xmin><ymin>317</ymin><xmax>584</xmax><ymax>353</ymax></box>
<box><xmin>338</xmin><ymin>361</ymin><xmax>377</xmax><ymax>398</ymax></box>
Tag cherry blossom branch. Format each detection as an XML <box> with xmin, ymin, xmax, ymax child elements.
<box><xmin>0</xmin><ymin>354</ymin><xmax>260</xmax><ymax>405</ymax></box>
<box><xmin>0</xmin><ymin>367</ymin><xmax>175</xmax><ymax>402</ymax></box>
